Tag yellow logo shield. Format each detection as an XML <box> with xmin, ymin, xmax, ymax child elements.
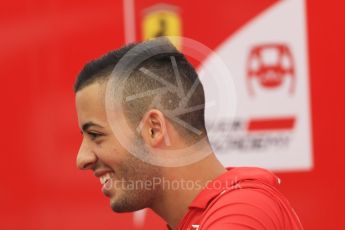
<box><xmin>142</xmin><ymin>4</ymin><xmax>182</xmax><ymax>49</ymax></box>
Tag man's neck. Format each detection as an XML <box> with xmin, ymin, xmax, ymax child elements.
<box><xmin>150</xmin><ymin>153</ymin><xmax>226</xmax><ymax>229</ymax></box>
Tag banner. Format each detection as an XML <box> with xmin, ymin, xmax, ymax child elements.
<box><xmin>125</xmin><ymin>0</ymin><xmax>312</xmax><ymax>172</ymax></box>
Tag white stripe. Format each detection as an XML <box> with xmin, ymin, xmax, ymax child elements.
<box><xmin>133</xmin><ymin>209</ymin><xmax>146</xmax><ymax>227</ymax></box>
<box><xmin>123</xmin><ymin>0</ymin><xmax>136</xmax><ymax>43</ymax></box>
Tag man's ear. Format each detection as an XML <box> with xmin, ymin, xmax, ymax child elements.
<box><xmin>139</xmin><ymin>109</ymin><xmax>170</xmax><ymax>147</ymax></box>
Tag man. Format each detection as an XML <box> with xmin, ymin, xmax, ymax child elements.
<box><xmin>74</xmin><ymin>37</ymin><xmax>303</xmax><ymax>229</ymax></box>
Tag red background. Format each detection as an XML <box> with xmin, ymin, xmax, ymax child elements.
<box><xmin>0</xmin><ymin>0</ymin><xmax>344</xmax><ymax>229</ymax></box>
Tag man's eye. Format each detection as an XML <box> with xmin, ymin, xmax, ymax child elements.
<box><xmin>88</xmin><ymin>132</ymin><xmax>101</xmax><ymax>140</ymax></box>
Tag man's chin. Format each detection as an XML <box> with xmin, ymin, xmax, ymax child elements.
<box><xmin>110</xmin><ymin>196</ymin><xmax>146</xmax><ymax>213</ymax></box>
<box><xmin>110</xmin><ymin>202</ymin><xmax>139</xmax><ymax>213</ymax></box>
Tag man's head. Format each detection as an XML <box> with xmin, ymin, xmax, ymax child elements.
<box><xmin>74</xmin><ymin>37</ymin><xmax>209</xmax><ymax>212</ymax></box>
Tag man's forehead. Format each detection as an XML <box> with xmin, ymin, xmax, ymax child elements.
<box><xmin>76</xmin><ymin>82</ymin><xmax>108</xmax><ymax>126</ymax></box>
<box><xmin>76</xmin><ymin>82</ymin><xmax>106</xmax><ymax>103</ymax></box>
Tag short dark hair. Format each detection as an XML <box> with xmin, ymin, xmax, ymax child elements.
<box><xmin>74</xmin><ymin>43</ymin><xmax>136</xmax><ymax>92</ymax></box>
<box><xmin>75</xmin><ymin>38</ymin><xmax>207</xmax><ymax>142</ymax></box>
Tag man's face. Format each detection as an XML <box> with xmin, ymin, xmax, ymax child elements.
<box><xmin>75</xmin><ymin>81</ymin><xmax>160</xmax><ymax>212</ymax></box>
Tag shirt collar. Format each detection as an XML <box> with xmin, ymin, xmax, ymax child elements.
<box><xmin>188</xmin><ymin>167</ymin><xmax>279</xmax><ymax>210</ymax></box>
<box><xmin>188</xmin><ymin>167</ymin><xmax>233</xmax><ymax>209</ymax></box>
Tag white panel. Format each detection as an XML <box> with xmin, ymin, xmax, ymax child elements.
<box><xmin>200</xmin><ymin>0</ymin><xmax>313</xmax><ymax>171</ymax></box>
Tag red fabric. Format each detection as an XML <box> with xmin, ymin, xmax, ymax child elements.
<box><xmin>176</xmin><ymin>167</ymin><xmax>303</xmax><ymax>230</ymax></box>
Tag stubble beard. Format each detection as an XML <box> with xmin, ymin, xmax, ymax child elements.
<box><xmin>110</xmin><ymin>137</ymin><xmax>162</xmax><ymax>213</ymax></box>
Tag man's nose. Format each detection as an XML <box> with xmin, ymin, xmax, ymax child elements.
<box><xmin>76</xmin><ymin>140</ymin><xmax>97</xmax><ymax>170</ymax></box>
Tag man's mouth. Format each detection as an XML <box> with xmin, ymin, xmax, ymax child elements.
<box><xmin>100</xmin><ymin>172</ymin><xmax>114</xmax><ymax>185</ymax></box>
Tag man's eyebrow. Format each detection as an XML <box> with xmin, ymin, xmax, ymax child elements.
<box><xmin>81</xmin><ymin>122</ymin><xmax>104</xmax><ymax>132</ymax></box>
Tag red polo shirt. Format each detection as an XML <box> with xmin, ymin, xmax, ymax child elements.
<box><xmin>174</xmin><ymin>167</ymin><xmax>303</xmax><ymax>230</ymax></box>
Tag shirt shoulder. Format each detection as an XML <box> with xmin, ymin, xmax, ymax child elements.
<box><xmin>177</xmin><ymin>167</ymin><xmax>303</xmax><ymax>230</ymax></box>
<box><xmin>199</xmin><ymin>185</ymin><xmax>303</xmax><ymax>230</ymax></box>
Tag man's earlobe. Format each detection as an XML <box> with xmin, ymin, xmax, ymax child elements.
<box><xmin>140</xmin><ymin>109</ymin><xmax>167</xmax><ymax>147</ymax></box>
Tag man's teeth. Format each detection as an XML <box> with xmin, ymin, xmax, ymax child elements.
<box><xmin>100</xmin><ymin>172</ymin><xmax>114</xmax><ymax>185</ymax></box>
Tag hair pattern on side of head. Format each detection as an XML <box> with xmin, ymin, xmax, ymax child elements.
<box><xmin>75</xmin><ymin>37</ymin><xmax>207</xmax><ymax>143</ymax></box>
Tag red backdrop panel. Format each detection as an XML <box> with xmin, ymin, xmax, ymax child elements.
<box><xmin>0</xmin><ymin>0</ymin><xmax>344</xmax><ymax>229</ymax></box>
